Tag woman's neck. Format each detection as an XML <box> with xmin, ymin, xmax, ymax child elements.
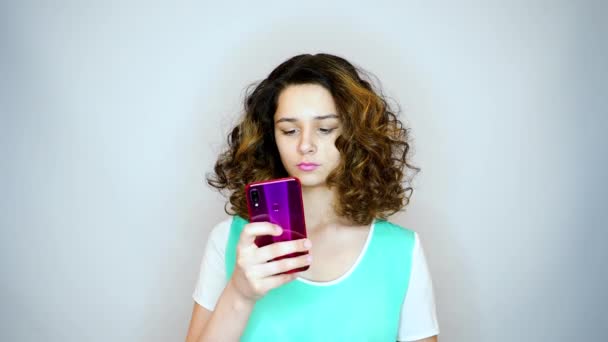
<box><xmin>301</xmin><ymin>185</ymin><xmax>349</xmax><ymax>232</ymax></box>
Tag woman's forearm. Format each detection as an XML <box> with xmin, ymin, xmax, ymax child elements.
<box><xmin>198</xmin><ymin>280</ymin><xmax>256</xmax><ymax>342</ymax></box>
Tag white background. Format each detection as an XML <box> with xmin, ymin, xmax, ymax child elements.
<box><xmin>2</xmin><ymin>1</ymin><xmax>606</xmax><ymax>341</ymax></box>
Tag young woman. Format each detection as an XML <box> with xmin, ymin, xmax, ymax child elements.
<box><xmin>186</xmin><ymin>53</ymin><xmax>439</xmax><ymax>341</ymax></box>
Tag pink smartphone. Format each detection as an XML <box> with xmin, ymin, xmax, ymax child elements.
<box><xmin>245</xmin><ymin>177</ymin><xmax>309</xmax><ymax>274</ymax></box>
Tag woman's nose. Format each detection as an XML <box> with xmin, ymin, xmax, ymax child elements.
<box><xmin>298</xmin><ymin>130</ymin><xmax>316</xmax><ymax>154</ymax></box>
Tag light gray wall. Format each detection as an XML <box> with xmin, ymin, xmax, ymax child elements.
<box><xmin>2</xmin><ymin>1</ymin><xmax>606</xmax><ymax>341</ymax></box>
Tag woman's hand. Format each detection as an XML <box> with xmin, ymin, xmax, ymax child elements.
<box><xmin>229</xmin><ymin>222</ymin><xmax>312</xmax><ymax>303</ymax></box>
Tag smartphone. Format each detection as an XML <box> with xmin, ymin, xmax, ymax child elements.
<box><xmin>245</xmin><ymin>176</ymin><xmax>309</xmax><ymax>274</ymax></box>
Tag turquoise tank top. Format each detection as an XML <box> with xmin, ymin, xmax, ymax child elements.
<box><xmin>225</xmin><ymin>215</ymin><xmax>416</xmax><ymax>341</ymax></box>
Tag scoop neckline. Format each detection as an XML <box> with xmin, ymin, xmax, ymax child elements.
<box><xmin>294</xmin><ymin>218</ymin><xmax>376</xmax><ymax>287</ymax></box>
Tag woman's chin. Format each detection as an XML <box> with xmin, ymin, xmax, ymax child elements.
<box><xmin>296</xmin><ymin>175</ymin><xmax>327</xmax><ymax>189</ymax></box>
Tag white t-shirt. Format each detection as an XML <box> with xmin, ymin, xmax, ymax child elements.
<box><xmin>193</xmin><ymin>217</ymin><xmax>440</xmax><ymax>341</ymax></box>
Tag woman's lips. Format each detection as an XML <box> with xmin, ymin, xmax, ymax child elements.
<box><xmin>297</xmin><ymin>163</ymin><xmax>319</xmax><ymax>171</ymax></box>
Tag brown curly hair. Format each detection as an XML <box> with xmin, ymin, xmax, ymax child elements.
<box><xmin>206</xmin><ymin>53</ymin><xmax>420</xmax><ymax>225</ymax></box>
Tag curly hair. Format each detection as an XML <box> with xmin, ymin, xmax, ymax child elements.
<box><xmin>206</xmin><ymin>53</ymin><xmax>420</xmax><ymax>225</ymax></box>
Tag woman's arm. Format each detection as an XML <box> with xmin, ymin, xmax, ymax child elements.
<box><xmin>185</xmin><ymin>303</ymin><xmax>211</xmax><ymax>342</ymax></box>
<box><xmin>185</xmin><ymin>222</ymin><xmax>311</xmax><ymax>341</ymax></box>
<box><xmin>186</xmin><ymin>279</ymin><xmax>255</xmax><ymax>342</ymax></box>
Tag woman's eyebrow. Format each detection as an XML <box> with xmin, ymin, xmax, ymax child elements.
<box><xmin>275</xmin><ymin>114</ymin><xmax>339</xmax><ymax>123</ymax></box>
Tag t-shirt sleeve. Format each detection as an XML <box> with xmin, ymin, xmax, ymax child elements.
<box><xmin>397</xmin><ymin>232</ymin><xmax>440</xmax><ymax>341</ymax></box>
<box><xmin>192</xmin><ymin>218</ymin><xmax>232</xmax><ymax>311</ymax></box>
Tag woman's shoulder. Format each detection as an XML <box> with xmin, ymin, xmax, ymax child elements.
<box><xmin>212</xmin><ymin>216</ymin><xmax>234</xmax><ymax>231</ymax></box>
<box><xmin>206</xmin><ymin>216</ymin><xmax>234</xmax><ymax>247</ymax></box>
<box><xmin>374</xmin><ymin>218</ymin><xmax>417</xmax><ymax>240</ymax></box>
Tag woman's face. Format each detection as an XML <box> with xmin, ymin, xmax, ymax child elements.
<box><xmin>273</xmin><ymin>84</ymin><xmax>343</xmax><ymax>189</ymax></box>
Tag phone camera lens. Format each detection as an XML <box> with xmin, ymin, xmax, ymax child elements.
<box><xmin>251</xmin><ymin>190</ymin><xmax>259</xmax><ymax>207</ymax></box>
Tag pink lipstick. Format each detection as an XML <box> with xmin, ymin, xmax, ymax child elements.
<box><xmin>297</xmin><ymin>163</ymin><xmax>319</xmax><ymax>171</ymax></box>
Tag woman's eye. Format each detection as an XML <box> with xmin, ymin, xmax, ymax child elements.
<box><xmin>280</xmin><ymin>128</ymin><xmax>336</xmax><ymax>136</ymax></box>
